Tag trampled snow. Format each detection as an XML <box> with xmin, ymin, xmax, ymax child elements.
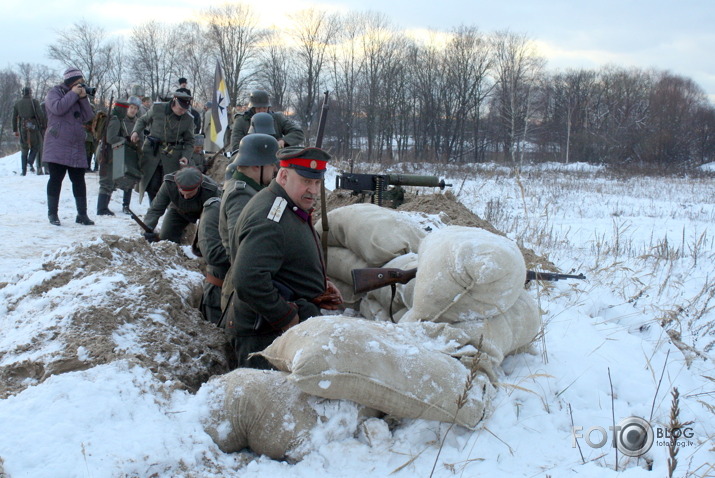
<box><xmin>0</xmin><ymin>152</ymin><xmax>713</xmax><ymax>477</ymax></box>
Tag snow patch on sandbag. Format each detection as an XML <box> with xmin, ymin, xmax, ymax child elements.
<box><xmin>403</xmin><ymin>226</ymin><xmax>526</xmax><ymax>323</ymax></box>
<box><xmin>259</xmin><ymin>316</ymin><xmax>494</xmax><ymax>429</ymax></box>
<box><xmin>200</xmin><ymin>368</ymin><xmax>371</xmax><ymax>461</ymax></box>
<box><xmin>317</xmin><ymin>203</ymin><xmax>429</xmax><ymax>266</ymax></box>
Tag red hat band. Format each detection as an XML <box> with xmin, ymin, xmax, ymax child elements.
<box><xmin>279</xmin><ymin>158</ymin><xmax>327</xmax><ymax>171</ymax></box>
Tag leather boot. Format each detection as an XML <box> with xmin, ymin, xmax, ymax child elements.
<box><xmin>96</xmin><ymin>193</ymin><xmax>115</xmax><ymax>216</ymax></box>
<box><xmin>122</xmin><ymin>189</ymin><xmax>132</xmax><ymax>215</ymax></box>
<box><xmin>75</xmin><ymin>197</ymin><xmax>95</xmax><ymax>225</ymax></box>
<box><xmin>48</xmin><ymin>195</ymin><xmax>61</xmax><ymax>226</ymax></box>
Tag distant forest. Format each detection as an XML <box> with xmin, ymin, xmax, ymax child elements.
<box><xmin>2</xmin><ymin>5</ymin><xmax>713</xmax><ymax>169</ymax></box>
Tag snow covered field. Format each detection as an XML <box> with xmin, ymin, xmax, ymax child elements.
<box><xmin>0</xmin><ymin>151</ymin><xmax>713</xmax><ymax>477</ymax></box>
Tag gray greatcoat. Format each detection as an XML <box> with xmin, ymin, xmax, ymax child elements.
<box><xmin>132</xmin><ymin>102</ymin><xmax>195</xmax><ymax>199</ymax></box>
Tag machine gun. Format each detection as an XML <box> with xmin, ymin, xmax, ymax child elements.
<box><xmin>335</xmin><ymin>173</ymin><xmax>452</xmax><ymax>207</ymax></box>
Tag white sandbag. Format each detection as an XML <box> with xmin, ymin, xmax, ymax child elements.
<box><xmin>200</xmin><ymin>368</ymin><xmax>371</xmax><ymax>461</ymax></box>
<box><xmin>402</xmin><ymin>226</ymin><xmax>526</xmax><ymax>323</ymax></box>
<box><xmin>259</xmin><ymin>316</ymin><xmax>494</xmax><ymax>429</ymax></box>
<box><xmin>332</xmin><ymin>277</ymin><xmax>361</xmax><ymax>308</ymax></box>
<box><xmin>360</xmin><ymin>253</ymin><xmax>418</xmax><ymax>322</ymax></box>
<box><xmin>450</xmin><ymin>290</ymin><xmax>542</xmax><ymax>380</ymax></box>
<box><xmin>326</xmin><ymin>246</ymin><xmax>368</xmax><ymax>286</ymax></box>
<box><xmin>200</xmin><ymin>369</ymin><xmax>319</xmax><ymax>460</ymax></box>
<box><xmin>317</xmin><ymin>203</ymin><xmax>427</xmax><ymax>266</ymax></box>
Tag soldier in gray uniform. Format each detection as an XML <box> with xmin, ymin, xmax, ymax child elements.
<box><xmin>218</xmin><ymin>134</ymin><xmax>280</xmax><ymax>312</ymax></box>
<box><xmin>189</xmin><ymin>134</ymin><xmax>206</xmax><ymax>172</ymax></box>
<box><xmin>97</xmin><ymin>97</ymin><xmax>142</xmax><ymax>216</ymax></box>
<box><xmin>142</xmin><ymin>167</ymin><xmax>220</xmax><ymax>243</ymax></box>
<box><xmin>223</xmin><ymin>146</ymin><xmax>342</xmax><ymax>369</ymax></box>
<box><xmin>229</xmin><ymin>90</ymin><xmax>304</xmax><ymax>155</ymax></box>
<box><xmin>224</xmin><ymin>112</ymin><xmax>278</xmax><ymax>181</ymax></box>
<box><xmin>12</xmin><ymin>87</ymin><xmax>46</xmax><ymax>176</ymax></box>
<box><xmin>197</xmin><ymin>197</ymin><xmax>230</xmax><ymax>325</ymax></box>
<box><xmin>220</xmin><ymin>133</ymin><xmax>279</xmax><ymax>257</ymax></box>
<box><xmin>130</xmin><ymin>91</ymin><xmax>195</xmax><ymax>203</ymax></box>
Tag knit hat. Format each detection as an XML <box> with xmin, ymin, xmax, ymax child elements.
<box><xmin>174</xmin><ymin>167</ymin><xmax>203</xmax><ymax>192</ymax></box>
<box><xmin>63</xmin><ymin>67</ymin><xmax>83</xmax><ymax>86</ymax></box>
<box><xmin>127</xmin><ymin>96</ymin><xmax>142</xmax><ymax>107</ymax></box>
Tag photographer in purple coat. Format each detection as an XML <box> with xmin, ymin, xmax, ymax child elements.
<box><xmin>43</xmin><ymin>67</ymin><xmax>96</xmax><ymax>226</ymax></box>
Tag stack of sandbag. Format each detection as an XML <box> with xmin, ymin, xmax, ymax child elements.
<box><xmin>200</xmin><ymin>368</ymin><xmax>374</xmax><ymax>461</ymax></box>
<box><xmin>400</xmin><ymin>226</ymin><xmax>541</xmax><ymax>378</ymax></box>
<box><xmin>259</xmin><ymin>316</ymin><xmax>495</xmax><ymax>429</ymax></box>
<box><xmin>316</xmin><ymin>203</ymin><xmax>428</xmax><ymax>308</ymax></box>
<box><xmin>359</xmin><ymin>252</ymin><xmax>418</xmax><ymax>322</ymax></box>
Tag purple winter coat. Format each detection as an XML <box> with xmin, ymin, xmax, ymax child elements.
<box><xmin>43</xmin><ymin>83</ymin><xmax>95</xmax><ymax>168</ymax></box>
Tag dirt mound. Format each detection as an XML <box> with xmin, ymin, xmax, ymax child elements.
<box><xmin>206</xmin><ymin>154</ymin><xmax>231</xmax><ymax>186</ymax></box>
<box><xmin>0</xmin><ymin>235</ymin><xmax>229</xmax><ymax>399</ymax></box>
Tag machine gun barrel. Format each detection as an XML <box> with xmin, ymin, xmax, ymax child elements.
<box><xmin>385</xmin><ymin>174</ymin><xmax>451</xmax><ymax>189</ymax></box>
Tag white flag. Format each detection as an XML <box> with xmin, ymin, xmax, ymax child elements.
<box><xmin>209</xmin><ymin>62</ymin><xmax>230</xmax><ymax>150</ymax></box>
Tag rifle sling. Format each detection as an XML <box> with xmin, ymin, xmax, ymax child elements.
<box><xmin>389</xmin><ymin>284</ymin><xmax>397</xmax><ymax>323</ymax></box>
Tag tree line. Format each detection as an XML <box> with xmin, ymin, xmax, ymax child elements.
<box><xmin>1</xmin><ymin>5</ymin><xmax>714</xmax><ymax>169</ymax></box>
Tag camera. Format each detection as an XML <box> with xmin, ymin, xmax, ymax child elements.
<box><xmin>80</xmin><ymin>83</ymin><xmax>97</xmax><ymax>96</ymax></box>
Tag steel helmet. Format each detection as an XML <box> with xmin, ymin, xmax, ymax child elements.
<box><xmin>235</xmin><ymin>133</ymin><xmax>279</xmax><ymax>166</ymax></box>
<box><xmin>248</xmin><ymin>90</ymin><xmax>271</xmax><ymax>109</ymax></box>
<box><xmin>248</xmin><ymin>112</ymin><xmax>277</xmax><ymax>135</ymax></box>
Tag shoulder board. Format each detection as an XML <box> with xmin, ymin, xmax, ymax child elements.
<box><xmin>203</xmin><ymin>197</ymin><xmax>220</xmax><ymax>208</ymax></box>
<box><xmin>232</xmin><ymin>180</ymin><xmax>247</xmax><ymax>192</ymax></box>
<box><xmin>164</xmin><ymin>174</ymin><xmax>175</xmax><ymax>182</ymax></box>
<box><xmin>267</xmin><ymin>197</ymin><xmax>288</xmax><ymax>223</ymax></box>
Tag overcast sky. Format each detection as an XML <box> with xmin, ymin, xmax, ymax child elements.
<box><xmin>3</xmin><ymin>0</ymin><xmax>714</xmax><ymax>101</ymax></box>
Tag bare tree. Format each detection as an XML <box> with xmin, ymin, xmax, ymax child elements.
<box><xmin>357</xmin><ymin>12</ymin><xmax>399</xmax><ymax>161</ymax></box>
<box><xmin>289</xmin><ymin>8</ymin><xmax>340</xmax><ymax>142</ymax></box>
<box><xmin>15</xmin><ymin>63</ymin><xmax>56</xmax><ymax>100</ymax></box>
<box><xmin>443</xmin><ymin>25</ymin><xmax>493</xmax><ymax>162</ymax></box>
<box><xmin>0</xmin><ymin>68</ymin><xmax>22</xmax><ymax>154</ymax></box>
<box><xmin>173</xmin><ymin>21</ymin><xmax>214</xmax><ymax>104</ymax></box>
<box><xmin>203</xmin><ymin>3</ymin><xmax>264</xmax><ymax>107</ymax></box>
<box><xmin>490</xmin><ymin>30</ymin><xmax>545</xmax><ymax>164</ymax></box>
<box><xmin>327</xmin><ymin>11</ymin><xmax>366</xmax><ymax>157</ymax></box>
<box><xmin>128</xmin><ymin>21</ymin><xmax>181</xmax><ymax>100</ymax></box>
<box><xmin>254</xmin><ymin>31</ymin><xmax>294</xmax><ymax>112</ymax></box>
<box><xmin>47</xmin><ymin>20</ymin><xmax>111</xmax><ymax>93</ymax></box>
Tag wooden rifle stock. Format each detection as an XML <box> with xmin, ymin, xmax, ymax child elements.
<box><xmin>351</xmin><ymin>267</ymin><xmax>586</xmax><ymax>294</ymax></box>
<box><xmin>126</xmin><ymin>207</ymin><xmax>159</xmax><ymax>242</ymax></box>
<box><xmin>351</xmin><ymin>268</ymin><xmax>418</xmax><ymax>294</ymax></box>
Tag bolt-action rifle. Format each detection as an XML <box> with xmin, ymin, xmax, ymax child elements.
<box><xmin>315</xmin><ymin>90</ymin><xmax>330</xmax><ymax>268</ymax></box>
<box><xmin>336</xmin><ymin>173</ymin><xmax>453</xmax><ymax>207</ymax></box>
<box><xmin>352</xmin><ymin>267</ymin><xmax>586</xmax><ymax>295</ymax></box>
<box><xmin>126</xmin><ymin>207</ymin><xmax>159</xmax><ymax>242</ymax></box>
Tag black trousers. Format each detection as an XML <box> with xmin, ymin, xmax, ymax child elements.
<box><xmin>46</xmin><ymin>162</ymin><xmax>86</xmax><ymax>198</ymax></box>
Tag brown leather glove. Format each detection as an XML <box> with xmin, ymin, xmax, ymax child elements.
<box><xmin>311</xmin><ymin>280</ymin><xmax>343</xmax><ymax>310</ymax></box>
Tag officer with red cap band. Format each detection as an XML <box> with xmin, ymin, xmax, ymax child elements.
<box><xmin>223</xmin><ymin>145</ymin><xmax>343</xmax><ymax>369</ymax></box>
